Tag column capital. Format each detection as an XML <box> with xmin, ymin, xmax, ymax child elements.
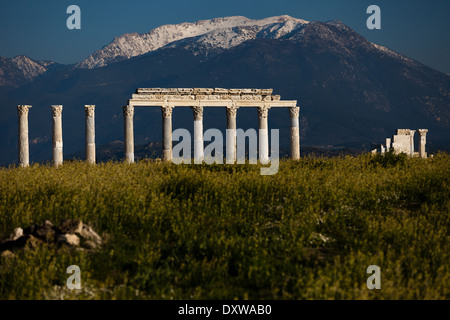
<box><xmin>226</xmin><ymin>104</ymin><xmax>239</xmax><ymax>118</ymax></box>
<box><xmin>161</xmin><ymin>105</ymin><xmax>174</xmax><ymax>118</ymax></box>
<box><xmin>257</xmin><ymin>105</ymin><xmax>270</xmax><ymax>119</ymax></box>
<box><xmin>289</xmin><ymin>106</ymin><xmax>300</xmax><ymax>118</ymax></box>
<box><xmin>123</xmin><ymin>105</ymin><xmax>134</xmax><ymax>119</ymax></box>
<box><xmin>17</xmin><ymin>105</ymin><xmax>31</xmax><ymax>116</ymax></box>
<box><xmin>191</xmin><ymin>106</ymin><xmax>203</xmax><ymax>120</ymax></box>
<box><xmin>85</xmin><ymin>105</ymin><xmax>95</xmax><ymax>117</ymax></box>
<box><xmin>51</xmin><ymin>105</ymin><xmax>63</xmax><ymax>117</ymax></box>
<box><xmin>418</xmin><ymin>129</ymin><xmax>428</xmax><ymax>136</ymax></box>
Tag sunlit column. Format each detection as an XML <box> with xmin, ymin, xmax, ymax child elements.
<box><xmin>51</xmin><ymin>105</ymin><xmax>63</xmax><ymax>167</ymax></box>
<box><xmin>192</xmin><ymin>106</ymin><xmax>204</xmax><ymax>164</ymax></box>
<box><xmin>17</xmin><ymin>105</ymin><xmax>31</xmax><ymax>167</ymax></box>
<box><xmin>418</xmin><ymin>129</ymin><xmax>428</xmax><ymax>158</ymax></box>
<box><xmin>123</xmin><ymin>105</ymin><xmax>135</xmax><ymax>163</ymax></box>
<box><xmin>85</xmin><ymin>105</ymin><xmax>96</xmax><ymax>164</ymax></box>
<box><xmin>258</xmin><ymin>105</ymin><xmax>270</xmax><ymax>163</ymax></box>
<box><xmin>226</xmin><ymin>104</ymin><xmax>238</xmax><ymax>164</ymax></box>
<box><xmin>162</xmin><ymin>105</ymin><xmax>174</xmax><ymax>162</ymax></box>
<box><xmin>289</xmin><ymin>106</ymin><xmax>300</xmax><ymax>160</ymax></box>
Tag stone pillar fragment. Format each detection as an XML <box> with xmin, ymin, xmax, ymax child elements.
<box><xmin>289</xmin><ymin>106</ymin><xmax>300</xmax><ymax>160</ymax></box>
<box><xmin>381</xmin><ymin>145</ymin><xmax>385</xmax><ymax>154</ymax></box>
<box><xmin>258</xmin><ymin>105</ymin><xmax>270</xmax><ymax>164</ymax></box>
<box><xmin>410</xmin><ymin>129</ymin><xmax>416</xmax><ymax>157</ymax></box>
<box><xmin>51</xmin><ymin>105</ymin><xmax>63</xmax><ymax>167</ymax></box>
<box><xmin>418</xmin><ymin>129</ymin><xmax>428</xmax><ymax>158</ymax></box>
<box><xmin>162</xmin><ymin>105</ymin><xmax>174</xmax><ymax>162</ymax></box>
<box><xmin>123</xmin><ymin>105</ymin><xmax>134</xmax><ymax>163</ymax></box>
<box><xmin>17</xmin><ymin>105</ymin><xmax>31</xmax><ymax>167</ymax></box>
<box><xmin>226</xmin><ymin>104</ymin><xmax>238</xmax><ymax>164</ymax></box>
<box><xmin>386</xmin><ymin>138</ymin><xmax>391</xmax><ymax>152</ymax></box>
<box><xmin>85</xmin><ymin>105</ymin><xmax>96</xmax><ymax>164</ymax></box>
<box><xmin>192</xmin><ymin>106</ymin><xmax>204</xmax><ymax>164</ymax></box>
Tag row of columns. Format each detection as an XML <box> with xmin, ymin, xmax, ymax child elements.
<box><xmin>123</xmin><ymin>104</ymin><xmax>301</xmax><ymax>163</ymax></box>
<box><xmin>17</xmin><ymin>105</ymin><xmax>96</xmax><ymax>167</ymax></box>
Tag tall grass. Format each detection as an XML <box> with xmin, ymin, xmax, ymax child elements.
<box><xmin>0</xmin><ymin>153</ymin><xmax>449</xmax><ymax>299</ymax></box>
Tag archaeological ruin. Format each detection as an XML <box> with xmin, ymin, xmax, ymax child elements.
<box><xmin>124</xmin><ymin>88</ymin><xmax>300</xmax><ymax>164</ymax></box>
<box><xmin>372</xmin><ymin>129</ymin><xmax>429</xmax><ymax>158</ymax></box>
<box><xmin>17</xmin><ymin>88</ymin><xmax>301</xmax><ymax>166</ymax></box>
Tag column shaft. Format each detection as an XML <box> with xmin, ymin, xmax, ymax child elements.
<box><xmin>410</xmin><ymin>130</ymin><xmax>416</xmax><ymax>157</ymax></box>
<box><xmin>51</xmin><ymin>105</ymin><xmax>63</xmax><ymax>167</ymax></box>
<box><xmin>258</xmin><ymin>106</ymin><xmax>270</xmax><ymax>164</ymax></box>
<box><xmin>418</xmin><ymin>129</ymin><xmax>428</xmax><ymax>158</ymax></box>
<box><xmin>226</xmin><ymin>105</ymin><xmax>238</xmax><ymax>164</ymax></box>
<box><xmin>192</xmin><ymin>106</ymin><xmax>204</xmax><ymax>164</ymax></box>
<box><xmin>85</xmin><ymin>105</ymin><xmax>96</xmax><ymax>164</ymax></box>
<box><xmin>123</xmin><ymin>105</ymin><xmax>134</xmax><ymax>163</ymax></box>
<box><xmin>290</xmin><ymin>106</ymin><xmax>300</xmax><ymax>160</ymax></box>
<box><xmin>18</xmin><ymin>105</ymin><xmax>31</xmax><ymax>167</ymax></box>
<box><xmin>162</xmin><ymin>106</ymin><xmax>173</xmax><ymax>162</ymax></box>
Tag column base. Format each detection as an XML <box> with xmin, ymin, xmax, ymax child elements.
<box><xmin>163</xmin><ymin>150</ymin><xmax>172</xmax><ymax>162</ymax></box>
<box><xmin>124</xmin><ymin>153</ymin><xmax>134</xmax><ymax>163</ymax></box>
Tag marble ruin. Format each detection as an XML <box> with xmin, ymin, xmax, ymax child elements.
<box><xmin>16</xmin><ymin>88</ymin><xmax>301</xmax><ymax>166</ymax></box>
<box><xmin>124</xmin><ymin>88</ymin><xmax>300</xmax><ymax>163</ymax></box>
<box><xmin>375</xmin><ymin>129</ymin><xmax>429</xmax><ymax>158</ymax></box>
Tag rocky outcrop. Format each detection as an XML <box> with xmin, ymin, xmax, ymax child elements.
<box><xmin>0</xmin><ymin>220</ymin><xmax>103</xmax><ymax>256</ymax></box>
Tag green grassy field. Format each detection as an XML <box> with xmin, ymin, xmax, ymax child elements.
<box><xmin>0</xmin><ymin>153</ymin><xmax>449</xmax><ymax>299</ymax></box>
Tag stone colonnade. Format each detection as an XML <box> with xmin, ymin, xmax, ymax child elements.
<box><xmin>17</xmin><ymin>104</ymin><xmax>96</xmax><ymax>166</ymax></box>
<box><xmin>123</xmin><ymin>88</ymin><xmax>301</xmax><ymax>163</ymax></box>
<box><xmin>16</xmin><ymin>88</ymin><xmax>302</xmax><ymax>166</ymax></box>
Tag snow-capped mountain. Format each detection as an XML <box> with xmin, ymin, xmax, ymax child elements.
<box><xmin>76</xmin><ymin>15</ymin><xmax>310</xmax><ymax>69</ymax></box>
<box><xmin>0</xmin><ymin>55</ymin><xmax>57</xmax><ymax>86</ymax></box>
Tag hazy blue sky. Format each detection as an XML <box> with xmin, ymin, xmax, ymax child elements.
<box><xmin>0</xmin><ymin>0</ymin><xmax>449</xmax><ymax>73</ymax></box>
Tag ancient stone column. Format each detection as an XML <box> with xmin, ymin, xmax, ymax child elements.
<box><xmin>226</xmin><ymin>104</ymin><xmax>238</xmax><ymax>164</ymax></box>
<box><xmin>85</xmin><ymin>105</ymin><xmax>96</xmax><ymax>164</ymax></box>
<box><xmin>386</xmin><ymin>138</ymin><xmax>391</xmax><ymax>152</ymax></box>
<box><xmin>17</xmin><ymin>105</ymin><xmax>31</xmax><ymax>167</ymax></box>
<box><xmin>410</xmin><ymin>129</ymin><xmax>416</xmax><ymax>157</ymax></box>
<box><xmin>192</xmin><ymin>106</ymin><xmax>204</xmax><ymax>164</ymax></box>
<box><xmin>258</xmin><ymin>105</ymin><xmax>270</xmax><ymax>164</ymax></box>
<box><xmin>51</xmin><ymin>105</ymin><xmax>63</xmax><ymax>167</ymax></box>
<box><xmin>381</xmin><ymin>145</ymin><xmax>385</xmax><ymax>154</ymax></box>
<box><xmin>123</xmin><ymin>105</ymin><xmax>134</xmax><ymax>163</ymax></box>
<box><xmin>289</xmin><ymin>106</ymin><xmax>300</xmax><ymax>160</ymax></box>
<box><xmin>162</xmin><ymin>105</ymin><xmax>174</xmax><ymax>162</ymax></box>
<box><xmin>418</xmin><ymin>129</ymin><xmax>428</xmax><ymax>158</ymax></box>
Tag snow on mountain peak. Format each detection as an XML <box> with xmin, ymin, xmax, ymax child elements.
<box><xmin>76</xmin><ymin>15</ymin><xmax>310</xmax><ymax>69</ymax></box>
<box><xmin>10</xmin><ymin>55</ymin><xmax>48</xmax><ymax>80</ymax></box>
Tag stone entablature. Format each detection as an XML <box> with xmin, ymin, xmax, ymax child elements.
<box><xmin>130</xmin><ymin>88</ymin><xmax>287</xmax><ymax>106</ymax></box>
